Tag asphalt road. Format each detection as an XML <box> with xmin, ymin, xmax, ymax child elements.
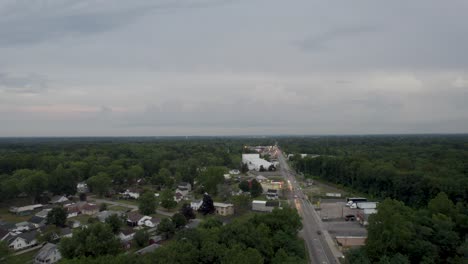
<box><xmin>277</xmin><ymin>150</ymin><xmax>340</xmax><ymax>264</ymax></box>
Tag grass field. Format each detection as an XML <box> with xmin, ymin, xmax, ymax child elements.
<box><xmin>0</xmin><ymin>208</ymin><xmax>31</xmax><ymax>223</ymax></box>
<box><xmin>8</xmin><ymin>248</ymin><xmax>40</xmax><ymax>264</ymax></box>
<box><xmin>109</xmin><ymin>205</ymin><xmax>131</xmax><ymax>212</ymax></box>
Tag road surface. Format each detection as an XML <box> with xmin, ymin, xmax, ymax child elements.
<box><xmin>277</xmin><ymin>150</ymin><xmax>341</xmax><ymax>264</ymax></box>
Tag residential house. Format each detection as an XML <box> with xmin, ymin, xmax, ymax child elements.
<box><xmin>118</xmin><ymin>228</ymin><xmax>135</xmax><ymax>242</ymax></box>
<box><xmin>96</xmin><ymin>210</ymin><xmax>124</xmax><ymax>223</ymax></box>
<box><xmin>173</xmin><ymin>192</ymin><xmax>184</xmax><ymax>203</ymax></box>
<box><xmin>7</xmin><ymin>231</ymin><xmax>38</xmax><ymax>251</ymax></box>
<box><xmin>80</xmin><ymin>203</ymin><xmax>99</xmax><ymax>215</ymax></box>
<box><xmin>66</xmin><ymin>205</ymin><xmax>80</xmax><ymax>218</ymax></box>
<box><xmin>60</xmin><ymin>228</ymin><xmax>72</xmax><ymax>238</ymax></box>
<box><xmin>140</xmin><ymin>217</ymin><xmax>159</xmax><ymax>228</ymax></box>
<box><xmin>178</xmin><ymin>182</ymin><xmax>192</xmax><ymax>191</ymax></box>
<box><xmin>28</xmin><ymin>216</ymin><xmax>47</xmax><ymax>228</ymax></box>
<box><xmin>190</xmin><ymin>200</ymin><xmax>203</xmax><ymax>211</ymax></box>
<box><xmin>135</xmin><ymin>243</ymin><xmax>161</xmax><ymax>255</ymax></box>
<box><xmin>122</xmin><ymin>189</ymin><xmax>140</xmax><ymax>199</ymax></box>
<box><xmin>35</xmin><ymin>209</ymin><xmax>51</xmax><ymax>218</ymax></box>
<box><xmin>49</xmin><ymin>196</ymin><xmax>69</xmax><ymax>205</ymax></box>
<box><xmin>229</xmin><ymin>169</ymin><xmax>240</xmax><ymax>175</ymax></box>
<box><xmin>34</xmin><ymin>243</ymin><xmax>62</xmax><ymax>264</ymax></box>
<box><xmin>9</xmin><ymin>204</ymin><xmax>43</xmax><ymax>216</ymax></box>
<box><xmin>76</xmin><ymin>182</ymin><xmax>89</xmax><ymax>193</ymax></box>
<box><xmin>126</xmin><ymin>211</ymin><xmax>144</xmax><ymax>227</ymax></box>
<box><xmin>13</xmin><ymin>222</ymin><xmax>36</xmax><ymax>233</ymax></box>
<box><xmin>213</xmin><ymin>202</ymin><xmax>234</xmax><ymax>216</ymax></box>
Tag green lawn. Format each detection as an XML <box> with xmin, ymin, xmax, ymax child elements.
<box><xmin>0</xmin><ymin>208</ymin><xmax>31</xmax><ymax>223</ymax></box>
<box><xmin>109</xmin><ymin>205</ymin><xmax>131</xmax><ymax>212</ymax></box>
<box><xmin>8</xmin><ymin>248</ymin><xmax>40</xmax><ymax>264</ymax></box>
<box><xmin>115</xmin><ymin>199</ymin><xmax>138</xmax><ymax>206</ymax></box>
<box><xmin>69</xmin><ymin>214</ymin><xmax>92</xmax><ymax>224</ymax></box>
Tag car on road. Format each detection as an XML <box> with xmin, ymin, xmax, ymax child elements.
<box><xmin>316</xmin><ymin>230</ymin><xmax>322</xmax><ymax>235</ymax></box>
<box><xmin>294</xmin><ymin>195</ymin><xmax>298</xmax><ymax>198</ymax></box>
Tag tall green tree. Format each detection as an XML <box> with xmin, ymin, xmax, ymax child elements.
<box><xmin>138</xmin><ymin>191</ymin><xmax>157</xmax><ymax>215</ymax></box>
<box><xmin>105</xmin><ymin>214</ymin><xmax>123</xmax><ymax>234</ymax></box>
<box><xmin>157</xmin><ymin>218</ymin><xmax>176</xmax><ymax>239</ymax></box>
<box><xmin>198</xmin><ymin>166</ymin><xmax>225</xmax><ymax>195</ymax></box>
<box><xmin>60</xmin><ymin>222</ymin><xmax>121</xmax><ymax>259</ymax></box>
<box><xmin>134</xmin><ymin>229</ymin><xmax>149</xmax><ymax>248</ymax></box>
<box><xmin>172</xmin><ymin>213</ymin><xmax>188</xmax><ymax>229</ymax></box>
<box><xmin>160</xmin><ymin>189</ymin><xmax>177</xmax><ymax>209</ymax></box>
<box><xmin>87</xmin><ymin>172</ymin><xmax>111</xmax><ymax>197</ymax></box>
<box><xmin>250</xmin><ymin>179</ymin><xmax>263</xmax><ymax>197</ymax></box>
<box><xmin>47</xmin><ymin>207</ymin><xmax>68</xmax><ymax>227</ymax></box>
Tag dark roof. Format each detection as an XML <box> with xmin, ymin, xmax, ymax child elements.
<box><xmin>265</xmin><ymin>201</ymin><xmax>280</xmax><ymax>207</ymax></box>
<box><xmin>18</xmin><ymin>231</ymin><xmax>38</xmax><ymax>243</ymax></box>
<box><xmin>135</xmin><ymin>243</ymin><xmax>161</xmax><ymax>255</ymax></box>
<box><xmin>0</xmin><ymin>228</ymin><xmax>9</xmax><ymax>239</ymax></box>
<box><xmin>179</xmin><ymin>182</ymin><xmax>190</xmax><ymax>186</ymax></box>
<box><xmin>267</xmin><ymin>189</ymin><xmax>278</xmax><ymax>194</ymax></box>
<box><xmin>81</xmin><ymin>203</ymin><xmax>98</xmax><ymax>211</ymax></box>
<box><xmin>35</xmin><ymin>243</ymin><xmax>58</xmax><ymax>260</ymax></box>
<box><xmin>0</xmin><ymin>222</ymin><xmax>15</xmax><ymax>231</ymax></box>
<box><xmin>120</xmin><ymin>228</ymin><xmax>135</xmax><ymax>236</ymax></box>
<box><xmin>29</xmin><ymin>216</ymin><xmax>46</xmax><ymax>225</ymax></box>
<box><xmin>60</xmin><ymin>228</ymin><xmax>72</xmax><ymax>236</ymax></box>
<box><xmin>127</xmin><ymin>211</ymin><xmax>143</xmax><ymax>222</ymax></box>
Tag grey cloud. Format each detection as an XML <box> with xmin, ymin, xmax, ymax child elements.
<box><xmin>298</xmin><ymin>26</ymin><xmax>379</xmax><ymax>51</ymax></box>
<box><xmin>0</xmin><ymin>72</ymin><xmax>48</xmax><ymax>94</ymax></box>
<box><xmin>0</xmin><ymin>0</ymin><xmax>231</xmax><ymax>46</ymax></box>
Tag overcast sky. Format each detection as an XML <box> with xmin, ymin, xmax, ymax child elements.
<box><xmin>1</xmin><ymin>0</ymin><xmax>467</xmax><ymax>136</ymax></box>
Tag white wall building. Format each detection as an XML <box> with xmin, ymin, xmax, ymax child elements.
<box><xmin>242</xmin><ymin>154</ymin><xmax>273</xmax><ymax>171</ymax></box>
<box><xmin>34</xmin><ymin>243</ymin><xmax>61</xmax><ymax>264</ymax></box>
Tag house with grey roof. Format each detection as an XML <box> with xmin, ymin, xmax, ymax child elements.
<box><xmin>29</xmin><ymin>216</ymin><xmax>47</xmax><ymax>228</ymax></box>
<box><xmin>34</xmin><ymin>243</ymin><xmax>61</xmax><ymax>264</ymax></box>
<box><xmin>7</xmin><ymin>231</ymin><xmax>38</xmax><ymax>251</ymax></box>
<box><xmin>96</xmin><ymin>210</ymin><xmax>124</xmax><ymax>223</ymax></box>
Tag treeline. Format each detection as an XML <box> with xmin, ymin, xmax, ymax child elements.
<box><xmin>288</xmin><ymin>135</ymin><xmax>468</xmax><ymax>206</ymax></box>
<box><xmin>59</xmin><ymin>207</ymin><xmax>305</xmax><ymax>264</ymax></box>
<box><xmin>283</xmin><ymin>135</ymin><xmax>468</xmax><ymax>262</ymax></box>
<box><xmin>348</xmin><ymin>193</ymin><xmax>468</xmax><ymax>263</ymax></box>
<box><xmin>0</xmin><ymin>138</ymin><xmax>275</xmax><ymax>203</ymax></box>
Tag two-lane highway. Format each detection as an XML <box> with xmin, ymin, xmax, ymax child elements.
<box><xmin>277</xmin><ymin>150</ymin><xmax>339</xmax><ymax>264</ymax></box>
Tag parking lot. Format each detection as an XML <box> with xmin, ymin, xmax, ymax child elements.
<box><xmin>318</xmin><ymin>199</ymin><xmax>367</xmax><ymax>237</ymax></box>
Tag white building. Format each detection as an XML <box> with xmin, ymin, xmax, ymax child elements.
<box><xmin>190</xmin><ymin>200</ymin><xmax>203</xmax><ymax>211</ymax></box>
<box><xmin>252</xmin><ymin>200</ymin><xmax>280</xmax><ymax>212</ymax></box>
<box><xmin>122</xmin><ymin>189</ymin><xmax>140</xmax><ymax>199</ymax></box>
<box><xmin>7</xmin><ymin>231</ymin><xmax>38</xmax><ymax>251</ymax></box>
<box><xmin>242</xmin><ymin>154</ymin><xmax>273</xmax><ymax>171</ymax></box>
<box><xmin>34</xmin><ymin>243</ymin><xmax>61</xmax><ymax>264</ymax></box>
<box><xmin>213</xmin><ymin>202</ymin><xmax>234</xmax><ymax>216</ymax></box>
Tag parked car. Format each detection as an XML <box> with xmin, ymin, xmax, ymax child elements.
<box><xmin>345</xmin><ymin>214</ymin><xmax>356</xmax><ymax>221</ymax></box>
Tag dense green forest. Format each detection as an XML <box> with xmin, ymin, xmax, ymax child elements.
<box><xmin>0</xmin><ymin>137</ymin><xmax>274</xmax><ymax>203</ymax></box>
<box><xmin>282</xmin><ymin>135</ymin><xmax>468</xmax><ymax>263</ymax></box>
